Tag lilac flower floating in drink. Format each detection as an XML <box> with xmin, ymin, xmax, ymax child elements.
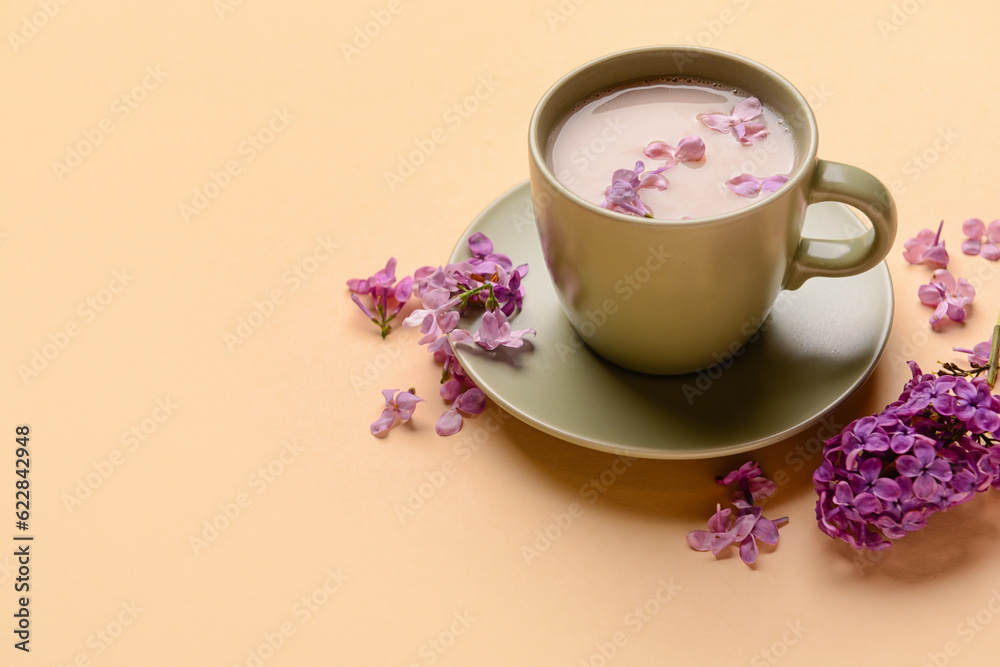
<box><xmin>902</xmin><ymin>220</ymin><xmax>949</xmax><ymax>268</ymax></box>
<box><xmin>699</xmin><ymin>97</ymin><xmax>769</xmax><ymax>146</ymax></box>
<box><xmin>599</xmin><ymin>160</ymin><xmax>668</xmax><ymax>218</ymax></box>
<box><xmin>725</xmin><ymin>173</ymin><xmax>789</xmax><ymax>198</ymax></box>
<box><xmin>643</xmin><ymin>136</ymin><xmax>705</xmax><ymax>169</ymax></box>
<box><xmin>961</xmin><ymin>218</ymin><xmax>1000</xmax><ymax>260</ymax></box>
<box><xmin>917</xmin><ymin>268</ymin><xmax>975</xmax><ymax>329</ymax></box>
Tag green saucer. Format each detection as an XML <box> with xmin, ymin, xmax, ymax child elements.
<box><xmin>449</xmin><ymin>181</ymin><xmax>893</xmax><ymax>460</ymax></box>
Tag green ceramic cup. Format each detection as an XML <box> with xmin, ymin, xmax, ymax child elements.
<box><xmin>528</xmin><ymin>46</ymin><xmax>897</xmax><ymax>375</ymax></box>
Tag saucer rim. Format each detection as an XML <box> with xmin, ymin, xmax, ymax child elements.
<box><xmin>449</xmin><ymin>180</ymin><xmax>894</xmax><ymax>460</ymax></box>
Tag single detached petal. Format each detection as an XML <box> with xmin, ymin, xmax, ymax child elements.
<box><xmin>752</xmin><ymin>517</ymin><xmax>780</xmax><ymax>545</ymax></box>
<box><xmin>643</xmin><ymin>141</ymin><xmax>675</xmax><ymax>160</ymax></box>
<box><xmin>686</xmin><ymin>530</ymin><xmax>714</xmax><ymax>552</ymax></box>
<box><xmin>699</xmin><ymin>113</ymin><xmax>735</xmax><ymax>133</ymax></box>
<box><xmin>986</xmin><ymin>220</ymin><xmax>1000</xmax><ymax>241</ymax></box>
<box><xmin>760</xmin><ymin>175</ymin><xmax>789</xmax><ymax>193</ymax></box>
<box><xmin>981</xmin><ymin>241</ymin><xmax>1000</xmax><ymax>261</ymax></box>
<box><xmin>735</xmin><ymin>122</ymin><xmax>769</xmax><ymax>145</ymax></box>
<box><xmin>917</xmin><ymin>283</ymin><xmax>943</xmax><ymax>307</ymax></box>
<box><xmin>962</xmin><ymin>238</ymin><xmax>983</xmax><ymax>256</ymax></box>
<box><xmin>435</xmin><ymin>409</ymin><xmax>464</xmax><ymax>436</ymax></box>
<box><xmin>467</xmin><ymin>232</ymin><xmax>493</xmax><ymax>258</ymax></box>
<box><xmin>727</xmin><ymin>174</ymin><xmax>761</xmax><ymax>197</ymax></box>
<box><xmin>731</xmin><ymin>97</ymin><xmax>763</xmax><ymax>122</ymax></box>
<box><xmin>638</xmin><ymin>172</ymin><xmax>669</xmax><ymax>191</ymax></box>
<box><xmin>456</xmin><ymin>387</ymin><xmax>487</xmax><ymax>415</ymax></box>
<box><xmin>369</xmin><ymin>408</ymin><xmax>397</xmax><ymax>436</ymax></box>
<box><xmin>963</xmin><ymin>218</ymin><xmax>986</xmax><ymax>241</ymax></box>
<box><xmin>739</xmin><ymin>536</ymin><xmax>759</xmax><ymax>564</ymax></box>
<box><xmin>674</xmin><ymin>135</ymin><xmax>706</xmax><ymax>162</ymax></box>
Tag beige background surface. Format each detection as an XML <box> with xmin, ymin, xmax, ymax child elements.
<box><xmin>4</xmin><ymin>0</ymin><xmax>1000</xmax><ymax>665</ymax></box>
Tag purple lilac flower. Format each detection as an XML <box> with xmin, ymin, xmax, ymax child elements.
<box><xmin>814</xmin><ymin>361</ymin><xmax>1000</xmax><ymax>551</ymax></box>
<box><xmin>600</xmin><ymin>161</ymin><xmax>668</xmax><ymax>218</ymax></box>
<box><xmin>902</xmin><ymin>221</ymin><xmax>949</xmax><ymax>268</ymax></box>
<box><xmin>689</xmin><ymin>463</ymin><xmax>785</xmax><ymax>566</ymax></box>
<box><xmin>732</xmin><ymin>505</ymin><xmax>783</xmax><ymax>564</ymax></box>
<box><xmin>961</xmin><ymin>218</ymin><xmax>1000</xmax><ymax>260</ymax></box>
<box><xmin>402</xmin><ymin>288</ymin><xmax>462</xmax><ymax>345</ymax></box>
<box><xmin>347</xmin><ymin>258</ymin><xmax>414</xmax><ymax>338</ymax></box>
<box><xmin>363</xmin><ymin>233</ymin><xmax>530</xmax><ymax>438</ymax></box>
<box><xmin>451</xmin><ymin>309</ymin><xmax>536</xmax><ymax>351</ymax></box>
<box><xmin>686</xmin><ymin>504</ymin><xmax>739</xmax><ymax>556</ymax></box>
<box><xmin>699</xmin><ymin>97</ymin><xmax>769</xmax><ymax>145</ymax></box>
<box><xmin>716</xmin><ymin>461</ymin><xmax>776</xmax><ymax>503</ymax></box>
<box><xmin>954</xmin><ymin>338</ymin><xmax>992</xmax><ymax>368</ymax></box>
<box><xmin>370</xmin><ymin>389</ymin><xmax>423</xmax><ymax>436</ymax></box>
<box><xmin>917</xmin><ymin>269</ymin><xmax>975</xmax><ymax>329</ymax></box>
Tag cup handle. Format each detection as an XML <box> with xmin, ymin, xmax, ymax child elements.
<box><xmin>784</xmin><ymin>159</ymin><xmax>897</xmax><ymax>290</ymax></box>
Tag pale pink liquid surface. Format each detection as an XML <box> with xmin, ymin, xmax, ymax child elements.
<box><xmin>547</xmin><ymin>80</ymin><xmax>797</xmax><ymax>220</ymax></box>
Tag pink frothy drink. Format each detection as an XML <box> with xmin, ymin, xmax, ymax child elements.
<box><xmin>546</xmin><ymin>78</ymin><xmax>797</xmax><ymax>221</ymax></box>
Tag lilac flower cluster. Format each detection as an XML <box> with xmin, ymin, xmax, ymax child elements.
<box><xmin>814</xmin><ymin>361</ymin><xmax>1000</xmax><ymax>550</ymax></box>
<box><xmin>687</xmin><ymin>461</ymin><xmax>787</xmax><ymax>565</ymax></box>
<box><xmin>599</xmin><ymin>98</ymin><xmax>788</xmax><ymax>219</ymax></box>
<box><xmin>349</xmin><ymin>233</ymin><xmax>533</xmax><ymax>437</ymax></box>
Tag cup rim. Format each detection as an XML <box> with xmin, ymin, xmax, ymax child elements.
<box><xmin>528</xmin><ymin>45</ymin><xmax>819</xmax><ymax>227</ymax></box>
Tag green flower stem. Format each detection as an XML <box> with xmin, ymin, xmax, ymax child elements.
<box><xmin>989</xmin><ymin>309</ymin><xmax>1000</xmax><ymax>388</ymax></box>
